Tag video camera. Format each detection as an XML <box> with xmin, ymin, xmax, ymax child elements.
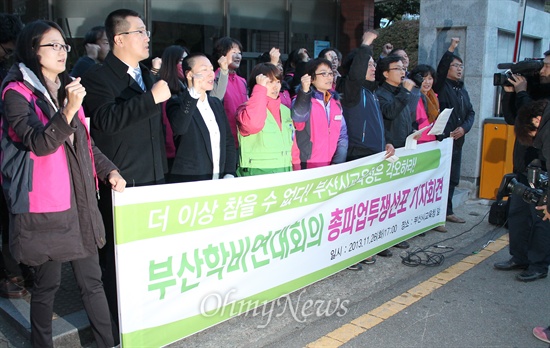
<box><xmin>496</xmin><ymin>160</ymin><xmax>548</xmax><ymax>218</ymax></box>
<box><xmin>493</xmin><ymin>59</ymin><xmax>544</xmax><ymax>87</ymax></box>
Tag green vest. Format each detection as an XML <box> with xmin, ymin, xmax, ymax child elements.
<box><xmin>238</xmin><ymin>106</ymin><xmax>294</xmax><ymax>171</ymax></box>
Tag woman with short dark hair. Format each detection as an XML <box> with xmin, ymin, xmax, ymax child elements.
<box><xmin>165</xmin><ymin>53</ymin><xmax>236</xmax><ymax>182</ymax></box>
<box><xmin>212</xmin><ymin>37</ymin><xmax>247</xmax><ymax>149</ymax></box>
<box><xmin>410</xmin><ymin>64</ymin><xmax>438</xmax><ymax>143</ymax></box>
<box><xmin>236</xmin><ymin>63</ymin><xmax>294</xmax><ymax>176</ymax></box>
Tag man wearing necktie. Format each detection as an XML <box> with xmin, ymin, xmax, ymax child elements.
<box><xmin>132</xmin><ymin>66</ymin><xmax>146</xmax><ymax>91</ymax></box>
<box><xmin>80</xmin><ymin>8</ymin><xmax>171</xmax><ymax>337</ymax></box>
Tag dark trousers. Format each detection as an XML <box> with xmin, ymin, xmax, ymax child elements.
<box><xmin>507</xmin><ymin>195</ymin><xmax>550</xmax><ymax>273</ymax></box>
<box><xmin>0</xmin><ymin>193</ymin><xmax>22</xmax><ymax>278</ymax></box>
<box><xmin>447</xmin><ymin>143</ymin><xmax>462</xmax><ymax>216</ymax></box>
<box><xmin>31</xmin><ymin>254</ymin><xmax>114</xmax><ymax>348</ymax></box>
<box><xmin>97</xmin><ymin>184</ymin><xmax>119</xmax><ymax>330</ymax></box>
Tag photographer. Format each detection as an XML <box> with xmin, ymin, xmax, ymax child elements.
<box><xmin>493</xmin><ymin>50</ymin><xmax>550</xmax><ymax>282</ymax></box>
<box><xmin>514</xmin><ymin>100</ymin><xmax>550</xmax><ymax>219</ymax></box>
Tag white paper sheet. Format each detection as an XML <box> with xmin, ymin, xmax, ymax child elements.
<box><xmin>405</xmin><ymin>124</ymin><xmax>433</xmax><ymax>150</ymax></box>
<box><xmin>428</xmin><ymin>108</ymin><xmax>453</xmax><ymax>135</ymax></box>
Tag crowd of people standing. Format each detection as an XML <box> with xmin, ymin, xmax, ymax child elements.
<box><xmin>0</xmin><ymin>8</ymin><xmax>476</xmax><ymax>347</ymax></box>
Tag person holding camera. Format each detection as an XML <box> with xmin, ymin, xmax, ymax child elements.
<box><xmin>493</xmin><ymin>50</ymin><xmax>550</xmax><ymax>282</ymax></box>
<box><xmin>514</xmin><ymin>99</ymin><xmax>550</xmax><ymax>218</ymax></box>
<box><xmin>514</xmin><ymin>99</ymin><xmax>550</xmax><ymax>344</ymax></box>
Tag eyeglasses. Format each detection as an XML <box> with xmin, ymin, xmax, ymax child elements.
<box><xmin>368</xmin><ymin>63</ymin><xmax>377</xmax><ymax>68</ymax></box>
<box><xmin>116</xmin><ymin>30</ymin><xmax>151</xmax><ymax>38</ymax></box>
<box><xmin>38</xmin><ymin>43</ymin><xmax>71</xmax><ymax>52</ymax></box>
<box><xmin>450</xmin><ymin>64</ymin><xmax>464</xmax><ymax>69</ymax></box>
<box><xmin>315</xmin><ymin>71</ymin><xmax>334</xmax><ymax>78</ymax></box>
<box><xmin>0</xmin><ymin>43</ymin><xmax>14</xmax><ymax>58</ymax></box>
<box><xmin>388</xmin><ymin>67</ymin><xmax>406</xmax><ymax>72</ymax></box>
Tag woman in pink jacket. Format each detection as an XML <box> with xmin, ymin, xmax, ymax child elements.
<box><xmin>1</xmin><ymin>20</ymin><xmax>125</xmax><ymax>347</ymax></box>
<box><xmin>410</xmin><ymin>64</ymin><xmax>439</xmax><ymax>143</ymax></box>
<box><xmin>291</xmin><ymin>58</ymin><xmax>348</xmax><ymax>169</ymax></box>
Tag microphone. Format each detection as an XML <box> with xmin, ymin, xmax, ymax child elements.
<box><xmin>497</xmin><ymin>60</ymin><xmax>543</xmax><ymax>74</ymax></box>
<box><xmin>496</xmin><ymin>63</ymin><xmax>514</xmax><ymax>69</ymax></box>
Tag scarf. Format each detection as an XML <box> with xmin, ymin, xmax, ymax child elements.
<box><xmin>423</xmin><ymin>89</ymin><xmax>440</xmax><ymax>123</ymax></box>
<box><xmin>44</xmin><ymin>75</ymin><xmax>61</xmax><ymax>109</ymax></box>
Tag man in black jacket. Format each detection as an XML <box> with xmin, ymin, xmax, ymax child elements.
<box><xmin>375</xmin><ymin>55</ymin><xmax>415</xmax><ymax>148</ymax></box>
<box><xmin>433</xmin><ymin>37</ymin><xmax>475</xmax><ymax>224</ymax></box>
<box><xmin>81</xmin><ymin>8</ymin><xmax>171</xmax><ymax>328</ymax></box>
<box><xmin>493</xmin><ymin>50</ymin><xmax>550</xmax><ymax>282</ymax></box>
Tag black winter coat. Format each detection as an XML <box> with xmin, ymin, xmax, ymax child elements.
<box><xmin>81</xmin><ymin>52</ymin><xmax>166</xmax><ymax>186</ymax></box>
<box><xmin>376</xmin><ymin>82</ymin><xmax>414</xmax><ymax>148</ymax></box>
<box><xmin>502</xmin><ymin>84</ymin><xmax>550</xmax><ymax>180</ymax></box>
<box><xmin>533</xmin><ymin>103</ymin><xmax>550</xmax><ymax>201</ymax></box>
<box><xmin>1</xmin><ymin>64</ymin><xmax>118</xmax><ymax>266</ymax></box>
<box><xmin>434</xmin><ymin>50</ymin><xmax>475</xmax><ymax>149</ymax></box>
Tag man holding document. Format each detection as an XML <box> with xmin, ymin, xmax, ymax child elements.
<box><xmin>433</xmin><ymin>37</ymin><xmax>475</xmax><ymax>224</ymax></box>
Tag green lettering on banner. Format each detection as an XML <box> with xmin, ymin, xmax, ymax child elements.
<box><xmin>114</xmin><ymin>150</ymin><xmax>441</xmax><ymax>245</ymax></box>
<box><xmin>145</xmin><ymin>214</ymin><xmax>325</xmax><ymax>298</ymax></box>
<box><xmin>122</xmin><ymin>247</ymin><xmax>376</xmax><ymax>347</ymax></box>
<box><xmin>120</xmin><ymin>223</ymin><xmax>434</xmax><ymax>348</ymax></box>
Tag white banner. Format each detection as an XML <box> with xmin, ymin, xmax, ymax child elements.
<box><xmin>112</xmin><ymin>139</ymin><xmax>452</xmax><ymax>347</ymax></box>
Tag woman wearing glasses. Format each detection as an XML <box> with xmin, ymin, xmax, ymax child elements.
<box><xmin>291</xmin><ymin>58</ymin><xmax>348</xmax><ymax>169</ymax></box>
<box><xmin>1</xmin><ymin>20</ymin><xmax>125</xmax><ymax>347</ymax></box>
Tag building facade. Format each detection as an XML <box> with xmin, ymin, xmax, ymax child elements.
<box><xmin>2</xmin><ymin>0</ymin><xmax>375</xmax><ymax>73</ymax></box>
<box><xmin>419</xmin><ymin>0</ymin><xmax>550</xmax><ymax>190</ymax></box>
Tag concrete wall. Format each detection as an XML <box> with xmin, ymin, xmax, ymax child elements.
<box><xmin>418</xmin><ymin>0</ymin><xmax>550</xmax><ymax>193</ymax></box>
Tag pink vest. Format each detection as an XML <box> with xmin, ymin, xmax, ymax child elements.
<box><xmin>2</xmin><ymin>81</ymin><xmax>96</xmax><ymax>213</ymax></box>
<box><xmin>295</xmin><ymin>97</ymin><xmax>343</xmax><ymax>168</ymax></box>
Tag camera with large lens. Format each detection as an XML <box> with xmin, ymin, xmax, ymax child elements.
<box><xmin>493</xmin><ymin>59</ymin><xmax>544</xmax><ymax>87</ymax></box>
<box><xmin>496</xmin><ymin>161</ymin><xmax>548</xmax><ymax>218</ymax></box>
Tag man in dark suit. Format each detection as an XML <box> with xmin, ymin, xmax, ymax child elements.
<box><xmin>81</xmin><ymin>8</ymin><xmax>171</xmax><ymax>331</ymax></box>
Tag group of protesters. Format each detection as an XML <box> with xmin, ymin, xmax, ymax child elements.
<box><xmin>0</xmin><ymin>8</ymin><xmax>475</xmax><ymax>347</ymax></box>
